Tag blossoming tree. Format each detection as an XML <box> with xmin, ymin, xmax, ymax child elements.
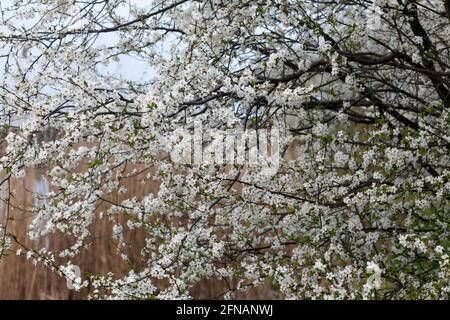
<box><xmin>0</xmin><ymin>0</ymin><xmax>449</xmax><ymax>299</ymax></box>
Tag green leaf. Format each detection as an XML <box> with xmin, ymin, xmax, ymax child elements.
<box><xmin>87</xmin><ymin>159</ymin><xmax>102</xmax><ymax>169</ymax></box>
<box><xmin>147</xmin><ymin>102</ymin><xmax>158</xmax><ymax>110</ymax></box>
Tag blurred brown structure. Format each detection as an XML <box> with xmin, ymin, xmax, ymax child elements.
<box><xmin>0</xmin><ymin>129</ymin><xmax>294</xmax><ymax>300</ymax></box>
<box><xmin>0</xmin><ymin>166</ymin><xmax>284</xmax><ymax>299</ymax></box>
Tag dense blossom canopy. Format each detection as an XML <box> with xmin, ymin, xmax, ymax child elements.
<box><xmin>0</xmin><ymin>0</ymin><xmax>449</xmax><ymax>299</ymax></box>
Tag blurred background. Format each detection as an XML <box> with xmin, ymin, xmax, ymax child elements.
<box><xmin>0</xmin><ymin>128</ymin><xmax>291</xmax><ymax>299</ymax></box>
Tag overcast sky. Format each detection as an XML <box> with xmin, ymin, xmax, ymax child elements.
<box><xmin>0</xmin><ymin>0</ymin><xmax>155</xmax><ymax>82</ymax></box>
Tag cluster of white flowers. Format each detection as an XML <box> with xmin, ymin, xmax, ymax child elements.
<box><xmin>0</xmin><ymin>224</ymin><xmax>12</xmax><ymax>256</ymax></box>
<box><xmin>363</xmin><ymin>262</ymin><xmax>383</xmax><ymax>298</ymax></box>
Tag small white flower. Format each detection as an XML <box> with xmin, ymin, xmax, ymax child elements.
<box><xmin>313</xmin><ymin>260</ymin><xmax>326</xmax><ymax>272</ymax></box>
